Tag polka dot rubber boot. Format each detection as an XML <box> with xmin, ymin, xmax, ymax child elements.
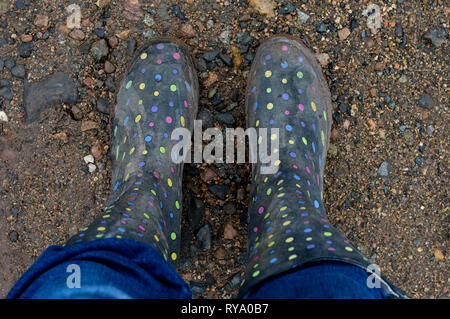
<box><xmin>239</xmin><ymin>35</ymin><xmax>407</xmax><ymax>298</ymax></box>
<box><xmin>65</xmin><ymin>39</ymin><xmax>199</xmax><ymax>266</ymax></box>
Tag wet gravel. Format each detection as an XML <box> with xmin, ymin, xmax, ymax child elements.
<box><xmin>0</xmin><ymin>0</ymin><xmax>448</xmax><ymax>299</ymax></box>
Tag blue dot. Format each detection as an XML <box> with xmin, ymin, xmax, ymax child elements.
<box><xmin>289</xmin><ymin>152</ymin><xmax>297</xmax><ymax>158</ymax></box>
<box><xmin>304</xmin><ymin>228</ymin><xmax>312</xmax><ymax>233</ymax></box>
<box><xmin>118</xmin><ymin>227</ymin><xmax>126</xmax><ymax>233</ymax></box>
<box><xmin>253</xmin><ymin>102</ymin><xmax>258</xmax><ymax>110</ymax></box>
<box><xmin>138</xmin><ymin>161</ymin><xmax>146</xmax><ymax>167</ymax></box>
<box><xmin>124</xmin><ymin>116</ymin><xmax>129</xmax><ymax>125</ymax></box>
<box><xmin>270</xmin><ymin>257</ymin><xmax>278</xmax><ymax>264</ymax></box>
<box><xmin>314</xmin><ymin>200</ymin><xmax>320</xmax><ymax>208</ymax></box>
<box><xmin>145</xmin><ymin>135</ymin><xmax>152</xmax><ymax>142</ymax></box>
<box><xmin>285</xmin><ymin>124</ymin><xmax>292</xmax><ymax>131</ymax></box>
<box><xmin>151</xmin><ymin>106</ymin><xmax>158</xmax><ymax>112</ymax></box>
<box><xmin>155</xmin><ymin>74</ymin><xmax>162</xmax><ymax>81</ymax></box>
<box><xmin>281</xmin><ymin>61</ymin><xmax>288</xmax><ymax>68</ymax></box>
<box><xmin>293</xmin><ymin>174</ymin><xmax>300</xmax><ymax>180</ymax></box>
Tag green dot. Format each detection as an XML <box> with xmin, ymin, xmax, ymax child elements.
<box><xmin>252</xmin><ymin>270</ymin><xmax>260</xmax><ymax>278</ymax></box>
<box><xmin>171</xmin><ymin>232</ymin><xmax>176</xmax><ymax>240</ymax></box>
<box><xmin>302</xmin><ymin>137</ymin><xmax>308</xmax><ymax>145</ymax></box>
<box><xmin>266</xmin><ymin>88</ymin><xmax>272</xmax><ymax>93</ymax></box>
<box><xmin>288</xmin><ymin>246</ymin><xmax>295</xmax><ymax>251</ymax></box>
<box><xmin>266</xmin><ymin>188</ymin><xmax>272</xmax><ymax>195</ymax></box>
<box><xmin>170</xmin><ymin>84</ymin><xmax>177</xmax><ymax>92</ymax></box>
<box><xmin>324</xmin><ymin>232</ymin><xmax>332</xmax><ymax>237</ymax></box>
<box><xmin>175</xmin><ymin>200</ymin><xmax>180</xmax><ymax>209</ymax></box>
<box><xmin>126</xmin><ymin>80</ymin><xmax>132</xmax><ymax>89</ymax></box>
<box><xmin>297</xmin><ymin>71</ymin><xmax>303</xmax><ymax>79</ymax></box>
<box><xmin>160</xmin><ymin>146</ymin><xmax>166</xmax><ymax>153</ymax></box>
<box><xmin>268</xmin><ymin>241</ymin><xmax>275</xmax><ymax>247</ymax></box>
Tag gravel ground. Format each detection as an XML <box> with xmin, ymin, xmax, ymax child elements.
<box><xmin>0</xmin><ymin>0</ymin><xmax>448</xmax><ymax>299</ymax></box>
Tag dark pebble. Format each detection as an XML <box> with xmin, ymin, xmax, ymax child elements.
<box><xmin>424</xmin><ymin>28</ymin><xmax>446</xmax><ymax>47</ymax></box>
<box><xmin>215</xmin><ymin>112</ymin><xmax>235</xmax><ymax>125</ymax></box>
<box><xmin>332</xmin><ymin>111</ymin><xmax>341</xmax><ymax>125</ymax></box>
<box><xmin>0</xmin><ymin>38</ymin><xmax>7</xmax><ymax>46</ymax></box>
<box><xmin>208</xmin><ymin>184</ymin><xmax>229</xmax><ymax>200</ymax></box>
<box><xmin>0</xmin><ymin>87</ymin><xmax>13</xmax><ymax>100</ymax></box>
<box><xmin>415</xmin><ymin>157</ymin><xmax>425</xmax><ymax>165</ymax></box>
<box><xmin>5</xmin><ymin>58</ymin><xmax>15</xmax><ymax>70</ymax></box>
<box><xmin>338</xmin><ymin>103</ymin><xmax>349</xmax><ymax>113</ymax></box>
<box><xmin>90</xmin><ymin>39</ymin><xmax>109</xmax><ymax>61</ymax></box>
<box><xmin>94</xmin><ymin>28</ymin><xmax>105</xmax><ymax>38</ymax></box>
<box><xmin>14</xmin><ymin>1</ymin><xmax>26</xmax><ymax>10</ymax></box>
<box><xmin>197</xmin><ymin>224</ymin><xmax>212</xmax><ymax>250</ymax></box>
<box><xmin>350</xmin><ymin>18</ymin><xmax>357</xmax><ymax>31</ymax></box>
<box><xmin>126</xmin><ymin>39</ymin><xmax>137</xmax><ymax>55</ymax></box>
<box><xmin>395</xmin><ymin>22</ymin><xmax>403</xmax><ymax>38</ymax></box>
<box><xmin>11</xmin><ymin>64</ymin><xmax>25</xmax><ymax>78</ymax></box>
<box><xmin>96</xmin><ymin>97</ymin><xmax>109</xmax><ymax>114</ymax></box>
<box><xmin>317</xmin><ymin>22</ymin><xmax>327</xmax><ymax>33</ymax></box>
<box><xmin>197</xmin><ymin>108</ymin><xmax>214</xmax><ymax>129</ymax></box>
<box><xmin>417</xmin><ymin>93</ymin><xmax>433</xmax><ymax>109</ymax></box>
<box><xmin>104</xmin><ymin>76</ymin><xmax>116</xmax><ymax>92</ymax></box>
<box><xmin>197</xmin><ymin>58</ymin><xmax>207</xmax><ymax>72</ymax></box>
<box><xmin>211</xmin><ymin>92</ymin><xmax>222</xmax><ymax>106</ymax></box>
<box><xmin>278</xmin><ymin>2</ymin><xmax>295</xmax><ymax>15</ymax></box>
<box><xmin>171</xmin><ymin>5</ymin><xmax>186</xmax><ymax>20</ymax></box>
<box><xmin>236</xmin><ymin>32</ymin><xmax>253</xmax><ymax>46</ymax></box>
<box><xmin>19</xmin><ymin>42</ymin><xmax>32</xmax><ymax>58</ymax></box>
<box><xmin>9</xmin><ymin>231</ymin><xmax>18</xmax><ymax>242</ymax></box>
<box><xmin>188</xmin><ymin>197</ymin><xmax>205</xmax><ymax>229</ymax></box>
<box><xmin>203</xmin><ymin>49</ymin><xmax>219</xmax><ymax>62</ymax></box>
<box><xmin>0</xmin><ymin>59</ymin><xmax>3</xmax><ymax>70</ymax></box>
<box><xmin>190</xmin><ymin>281</ymin><xmax>207</xmax><ymax>294</ymax></box>
<box><xmin>219</xmin><ymin>54</ymin><xmax>233</xmax><ymax>67</ymax></box>
<box><xmin>229</xmin><ymin>273</ymin><xmax>242</xmax><ymax>288</ymax></box>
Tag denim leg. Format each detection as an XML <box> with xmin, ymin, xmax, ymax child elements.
<box><xmin>246</xmin><ymin>261</ymin><xmax>386</xmax><ymax>299</ymax></box>
<box><xmin>7</xmin><ymin>238</ymin><xmax>191</xmax><ymax>299</ymax></box>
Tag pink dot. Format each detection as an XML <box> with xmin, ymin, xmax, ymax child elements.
<box><xmin>157</xmin><ymin>59</ymin><xmax>162</xmax><ymax>64</ymax></box>
<box><xmin>137</xmin><ymin>173</ymin><xmax>143</xmax><ymax>177</ymax></box>
<box><xmin>293</xmin><ymin>164</ymin><xmax>298</xmax><ymax>169</ymax></box>
<box><xmin>253</xmin><ymin>227</ymin><xmax>258</xmax><ymax>232</ymax></box>
<box><xmin>173</xmin><ymin>52</ymin><xmax>180</xmax><ymax>60</ymax></box>
<box><xmin>184</xmin><ymin>100</ymin><xmax>188</xmax><ymax>108</ymax></box>
<box><xmin>149</xmin><ymin>122</ymin><xmax>155</xmax><ymax>127</ymax></box>
<box><xmin>282</xmin><ymin>45</ymin><xmax>288</xmax><ymax>51</ymax></box>
<box><xmin>148</xmin><ymin>201</ymin><xmax>154</xmax><ymax>207</ymax></box>
<box><xmin>166</xmin><ymin>116</ymin><xmax>172</xmax><ymax>124</ymax></box>
<box><xmin>258</xmin><ymin>206</ymin><xmax>264</xmax><ymax>214</ymax></box>
<box><xmin>153</xmin><ymin>171</ymin><xmax>159</xmax><ymax>179</ymax></box>
<box><xmin>298</xmin><ymin>104</ymin><xmax>304</xmax><ymax>111</ymax></box>
<box><xmin>170</xmin><ymin>167</ymin><xmax>175</xmax><ymax>173</ymax></box>
<box><xmin>138</xmin><ymin>225</ymin><xmax>146</xmax><ymax>231</ymax></box>
<box><xmin>284</xmin><ymin>110</ymin><xmax>290</xmax><ymax>115</ymax></box>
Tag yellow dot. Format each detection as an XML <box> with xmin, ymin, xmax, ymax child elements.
<box><xmin>282</xmin><ymin>78</ymin><xmax>287</xmax><ymax>84</ymax></box>
<box><xmin>258</xmin><ymin>136</ymin><xmax>262</xmax><ymax>144</ymax></box>
<box><xmin>323</xmin><ymin>110</ymin><xmax>327</xmax><ymax>121</ymax></box>
<box><xmin>280</xmin><ymin>206</ymin><xmax>287</xmax><ymax>211</ymax></box>
<box><xmin>97</xmin><ymin>227</ymin><xmax>105</xmax><ymax>231</ymax></box>
<box><xmin>311</xmin><ymin>101</ymin><xmax>316</xmax><ymax>112</ymax></box>
<box><xmin>289</xmin><ymin>254</ymin><xmax>298</xmax><ymax>261</ymax></box>
<box><xmin>171</xmin><ymin>252</ymin><xmax>177</xmax><ymax>261</ymax></box>
<box><xmin>135</xmin><ymin>114</ymin><xmax>141</xmax><ymax>123</ymax></box>
<box><xmin>267</xmin><ymin>102</ymin><xmax>273</xmax><ymax>110</ymax></box>
<box><xmin>142</xmin><ymin>150</ymin><xmax>148</xmax><ymax>155</ymax></box>
<box><xmin>265</xmin><ymin>70</ymin><xmax>272</xmax><ymax>78</ymax></box>
<box><xmin>129</xmin><ymin>147</ymin><xmax>135</xmax><ymax>155</ymax></box>
<box><xmin>266</xmin><ymin>188</ymin><xmax>272</xmax><ymax>195</ymax></box>
<box><xmin>139</xmin><ymin>83</ymin><xmax>145</xmax><ymax>90</ymax></box>
<box><xmin>283</xmin><ymin>220</ymin><xmax>291</xmax><ymax>226</ymax></box>
<box><xmin>154</xmin><ymin>235</ymin><xmax>159</xmax><ymax>242</ymax></box>
<box><xmin>345</xmin><ymin>246</ymin><xmax>354</xmax><ymax>252</ymax></box>
<box><xmin>255</xmin><ymin>120</ymin><xmax>260</xmax><ymax>127</ymax></box>
<box><xmin>271</xmin><ymin>133</ymin><xmax>277</xmax><ymax>140</ymax></box>
<box><xmin>154</xmin><ymin>91</ymin><xmax>159</xmax><ymax>96</ymax></box>
<box><xmin>306</xmin><ymin>237</ymin><xmax>312</xmax><ymax>241</ymax></box>
<box><xmin>138</xmin><ymin>99</ymin><xmax>143</xmax><ymax>104</ymax></box>
<box><xmin>289</xmin><ymin>139</ymin><xmax>294</xmax><ymax>145</ymax></box>
<box><xmin>268</xmin><ymin>241</ymin><xmax>275</xmax><ymax>247</ymax></box>
<box><xmin>180</xmin><ymin>116</ymin><xmax>185</xmax><ymax>127</ymax></box>
<box><xmin>175</xmin><ymin>201</ymin><xmax>180</xmax><ymax>209</ymax></box>
<box><xmin>140</xmin><ymin>52</ymin><xmax>147</xmax><ymax>59</ymax></box>
<box><xmin>285</xmin><ymin>237</ymin><xmax>294</xmax><ymax>243</ymax></box>
<box><xmin>171</xmin><ymin>232</ymin><xmax>177</xmax><ymax>240</ymax></box>
<box><xmin>321</xmin><ymin>130</ymin><xmax>325</xmax><ymax>146</ymax></box>
<box><xmin>160</xmin><ymin>146</ymin><xmax>166</xmax><ymax>153</ymax></box>
<box><xmin>168</xmin><ymin>178</ymin><xmax>173</xmax><ymax>187</ymax></box>
<box><xmin>302</xmin><ymin>137</ymin><xmax>308</xmax><ymax>145</ymax></box>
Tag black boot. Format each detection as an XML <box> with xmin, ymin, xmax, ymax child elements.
<box><xmin>66</xmin><ymin>39</ymin><xmax>199</xmax><ymax>267</ymax></box>
<box><xmin>239</xmin><ymin>35</ymin><xmax>407</xmax><ymax>298</ymax></box>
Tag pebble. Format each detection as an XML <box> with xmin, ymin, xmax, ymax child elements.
<box><xmin>197</xmin><ymin>108</ymin><xmax>214</xmax><ymax>129</ymax></box>
<box><xmin>0</xmin><ymin>110</ymin><xmax>8</xmax><ymax>122</ymax></box>
<box><xmin>96</xmin><ymin>97</ymin><xmax>109</xmax><ymax>114</ymax></box>
<box><xmin>414</xmin><ymin>156</ymin><xmax>425</xmax><ymax>165</ymax></box>
<box><xmin>215</xmin><ymin>112</ymin><xmax>235</xmax><ymax>125</ymax></box>
<box><xmin>208</xmin><ymin>184</ymin><xmax>229</xmax><ymax>200</ymax></box>
<box><xmin>197</xmin><ymin>224</ymin><xmax>212</xmax><ymax>250</ymax></box>
<box><xmin>19</xmin><ymin>42</ymin><xmax>32</xmax><ymax>58</ymax></box>
<box><xmin>0</xmin><ymin>87</ymin><xmax>13</xmax><ymax>100</ymax></box>
<box><xmin>395</xmin><ymin>23</ymin><xmax>403</xmax><ymax>38</ymax></box>
<box><xmin>21</xmin><ymin>34</ymin><xmax>32</xmax><ymax>42</ymax></box>
<box><xmin>426</xmin><ymin>125</ymin><xmax>434</xmax><ymax>135</ymax></box>
<box><xmin>104</xmin><ymin>60</ymin><xmax>115</xmax><ymax>74</ymax></box>
<box><xmin>296</xmin><ymin>9</ymin><xmax>310</xmax><ymax>24</ymax></box>
<box><xmin>219</xmin><ymin>30</ymin><xmax>231</xmax><ymax>45</ymax></box>
<box><xmin>0</xmin><ymin>59</ymin><xmax>3</xmax><ymax>70</ymax></box>
<box><xmin>11</xmin><ymin>64</ymin><xmax>25</xmax><ymax>78</ymax></box>
<box><xmin>278</xmin><ymin>2</ymin><xmax>295</xmax><ymax>15</ymax></box>
<box><xmin>377</xmin><ymin>161</ymin><xmax>391</xmax><ymax>178</ymax></box>
<box><xmin>34</xmin><ymin>14</ymin><xmax>49</xmax><ymax>28</ymax></box>
<box><xmin>88</xmin><ymin>163</ymin><xmax>97</xmax><ymax>173</ymax></box>
<box><xmin>105</xmin><ymin>76</ymin><xmax>116</xmax><ymax>92</ymax></box>
<box><xmin>223</xmin><ymin>221</ymin><xmax>238</xmax><ymax>240</ymax></box>
<box><xmin>90</xmin><ymin>39</ymin><xmax>109</xmax><ymax>61</ymax></box>
<box><xmin>83</xmin><ymin>154</ymin><xmax>94</xmax><ymax>164</ymax></box>
<box><xmin>316</xmin><ymin>53</ymin><xmax>330</xmax><ymax>66</ymax></box>
<box><xmin>126</xmin><ymin>39</ymin><xmax>136</xmax><ymax>55</ymax></box>
<box><xmin>236</xmin><ymin>32</ymin><xmax>253</xmax><ymax>46</ymax></box>
<box><xmin>180</xmin><ymin>23</ymin><xmax>196</xmax><ymax>38</ymax></box>
<box><xmin>229</xmin><ymin>273</ymin><xmax>242</xmax><ymax>288</ymax></box>
<box><xmin>24</xmin><ymin>72</ymin><xmax>78</xmax><ymax>122</ymax></box>
<box><xmin>69</xmin><ymin>29</ymin><xmax>85</xmax><ymax>40</ymax></box>
<box><xmin>200</xmin><ymin>167</ymin><xmax>218</xmax><ymax>183</ymax></box>
<box><xmin>171</xmin><ymin>4</ymin><xmax>186</xmax><ymax>20</ymax></box>
<box><xmin>203</xmin><ymin>49</ymin><xmax>219</xmax><ymax>62</ymax></box>
<box><xmin>398</xmin><ymin>74</ymin><xmax>408</xmax><ymax>83</ymax></box>
<box><xmin>188</xmin><ymin>197</ymin><xmax>205</xmax><ymax>229</ymax></box>
<box><xmin>433</xmin><ymin>249</ymin><xmax>444</xmax><ymax>262</ymax></box>
<box><xmin>5</xmin><ymin>59</ymin><xmax>15</xmax><ymax>69</ymax></box>
<box><xmin>328</xmin><ymin>143</ymin><xmax>337</xmax><ymax>156</ymax></box>
<box><xmin>143</xmin><ymin>14</ymin><xmax>155</xmax><ymax>27</ymax></box>
<box><xmin>190</xmin><ymin>281</ymin><xmax>206</xmax><ymax>294</ymax></box>
<box><xmin>424</xmin><ymin>28</ymin><xmax>446</xmax><ymax>47</ymax></box>
<box><xmin>417</xmin><ymin>93</ymin><xmax>433</xmax><ymax>110</ymax></box>
<box><xmin>338</xmin><ymin>27</ymin><xmax>351</xmax><ymax>40</ymax></box>
<box><xmin>9</xmin><ymin>231</ymin><xmax>18</xmax><ymax>243</ymax></box>
<box><xmin>219</xmin><ymin>53</ymin><xmax>233</xmax><ymax>67</ymax></box>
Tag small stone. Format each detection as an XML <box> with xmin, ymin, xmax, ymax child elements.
<box><xmin>104</xmin><ymin>60</ymin><xmax>115</xmax><ymax>74</ymax></box>
<box><xmin>96</xmin><ymin>97</ymin><xmax>109</xmax><ymax>114</ymax></box>
<box><xmin>398</xmin><ymin>74</ymin><xmax>408</xmax><ymax>83</ymax></box>
<box><xmin>215</xmin><ymin>112</ymin><xmax>235</xmax><ymax>125</ymax></box>
<box><xmin>433</xmin><ymin>249</ymin><xmax>444</xmax><ymax>262</ymax></box>
<box><xmin>70</xmin><ymin>105</ymin><xmax>82</xmax><ymax>120</ymax></box>
<box><xmin>83</xmin><ymin>154</ymin><xmax>94</xmax><ymax>164</ymax></box>
<box><xmin>21</xmin><ymin>34</ymin><xmax>32</xmax><ymax>42</ymax></box>
<box><xmin>197</xmin><ymin>108</ymin><xmax>213</xmax><ymax>129</ymax></box>
<box><xmin>204</xmin><ymin>72</ymin><xmax>218</xmax><ymax>87</ymax></box>
<box><xmin>69</xmin><ymin>29</ymin><xmax>85</xmax><ymax>41</ymax></box>
<box><xmin>208</xmin><ymin>184</ymin><xmax>229</xmax><ymax>200</ymax></box>
<box><xmin>328</xmin><ymin>143</ymin><xmax>337</xmax><ymax>156</ymax></box>
<box><xmin>108</xmin><ymin>36</ymin><xmax>119</xmax><ymax>48</ymax></box>
<box><xmin>105</xmin><ymin>76</ymin><xmax>116</xmax><ymax>92</ymax></box>
<box><xmin>219</xmin><ymin>54</ymin><xmax>233</xmax><ymax>67</ymax></box>
<box><xmin>377</xmin><ymin>161</ymin><xmax>391</xmax><ymax>178</ymax></box>
<box><xmin>190</xmin><ymin>281</ymin><xmax>206</xmax><ymax>294</ymax></box>
<box><xmin>417</xmin><ymin>93</ymin><xmax>433</xmax><ymax>110</ymax></box>
<box><xmin>5</xmin><ymin>59</ymin><xmax>15</xmax><ymax>70</ymax></box>
<box><xmin>338</xmin><ymin>27</ymin><xmax>351</xmax><ymax>40</ymax></box>
<box><xmin>34</xmin><ymin>14</ymin><xmax>49</xmax><ymax>28</ymax></box>
<box><xmin>126</xmin><ymin>39</ymin><xmax>136</xmax><ymax>55</ymax></box>
<box><xmin>180</xmin><ymin>23</ymin><xmax>196</xmax><ymax>38</ymax></box>
<box><xmin>395</xmin><ymin>22</ymin><xmax>403</xmax><ymax>38</ymax></box>
<box><xmin>426</xmin><ymin>125</ymin><xmax>434</xmax><ymax>135</ymax></box>
<box><xmin>316</xmin><ymin>53</ymin><xmax>330</xmax><ymax>66</ymax></box>
<box><xmin>374</xmin><ymin>62</ymin><xmax>385</xmax><ymax>71</ymax></box>
<box><xmin>223</xmin><ymin>221</ymin><xmax>238</xmax><ymax>239</ymax></box>
<box><xmin>188</xmin><ymin>197</ymin><xmax>205</xmax><ymax>229</ymax></box>
<box><xmin>230</xmin><ymin>273</ymin><xmax>242</xmax><ymax>288</ymax></box>
<box><xmin>200</xmin><ymin>168</ymin><xmax>218</xmax><ymax>183</ymax></box>
<box><xmin>203</xmin><ymin>49</ymin><xmax>219</xmax><ymax>62</ymax></box>
<box><xmin>81</xmin><ymin>120</ymin><xmax>99</xmax><ymax>132</ymax></box>
<box><xmin>278</xmin><ymin>2</ymin><xmax>295</xmax><ymax>15</ymax></box>
<box><xmin>317</xmin><ymin>22</ymin><xmax>327</xmax><ymax>33</ymax></box>
<box><xmin>369</xmin><ymin>87</ymin><xmax>377</xmax><ymax>97</ymax></box>
<box><xmin>197</xmin><ymin>224</ymin><xmax>212</xmax><ymax>250</ymax></box>
<box><xmin>0</xmin><ymin>87</ymin><xmax>13</xmax><ymax>100</ymax></box>
<box><xmin>215</xmin><ymin>247</ymin><xmax>226</xmax><ymax>263</ymax></box>
<box><xmin>11</xmin><ymin>64</ymin><xmax>25</xmax><ymax>78</ymax></box>
<box><xmin>9</xmin><ymin>231</ymin><xmax>18</xmax><ymax>242</ymax></box>
<box><xmin>90</xmin><ymin>39</ymin><xmax>109</xmax><ymax>61</ymax></box>
<box><xmin>91</xmin><ymin>141</ymin><xmax>103</xmax><ymax>160</ymax></box>
<box><xmin>88</xmin><ymin>163</ymin><xmax>97</xmax><ymax>173</ymax></box>
<box><xmin>19</xmin><ymin>42</ymin><xmax>32</xmax><ymax>58</ymax></box>
<box><xmin>424</xmin><ymin>28</ymin><xmax>446</xmax><ymax>47</ymax></box>
<box><xmin>0</xmin><ymin>110</ymin><xmax>8</xmax><ymax>122</ymax></box>
<box><xmin>219</xmin><ymin>30</ymin><xmax>231</xmax><ymax>45</ymax></box>
<box><xmin>96</xmin><ymin>0</ymin><xmax>111</xmax><ymax>8</ymax></box>
<box><xmin>296</xmin><ymin>9</ymin><xmax>309</xmax><ymax>24</ymax></box>
<box><xmin>415</xmin><ymin>156</ymin><xmax>425</xmax><ymax>165</ymax></box>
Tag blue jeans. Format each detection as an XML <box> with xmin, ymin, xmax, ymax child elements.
<box><xmin>7</xmin><ymin>238</ymin><xmax>385</xmax><ymax>299</ymax></box>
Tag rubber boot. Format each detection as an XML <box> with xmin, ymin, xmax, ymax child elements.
<box><xmin>239</xmin><ymin>35</ymin><xmax>407</xmax><ymax>298</ymax></box>
<box><xmin>66</xmin><ymin>39</ymin><xmax>199</xmax><ymax>267</ymax></box>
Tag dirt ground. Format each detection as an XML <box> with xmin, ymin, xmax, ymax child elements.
<box><xmin>0</xmin><ymin>0</ymin><xmax>448</xmax><ymax>299</ymax></box>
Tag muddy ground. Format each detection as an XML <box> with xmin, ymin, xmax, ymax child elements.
<box><xmin>0</xmin><ymin>0</ymin><xmax>448</xmax><ymax>298</ymax></box>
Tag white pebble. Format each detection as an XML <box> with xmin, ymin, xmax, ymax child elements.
<box><xmin>83</xmin><ymin>154</ymin><xmax>94</xmax><ymax>164</ymax></box>
<box><xmin>88</xmin><ymin>163</ymin><xmax>97</xmax><ymax>173</ymax></box>
<box><xmin>0</xmin><ymin>111</ymin><xmax>8</xmax><ymax>122</ymax></box>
